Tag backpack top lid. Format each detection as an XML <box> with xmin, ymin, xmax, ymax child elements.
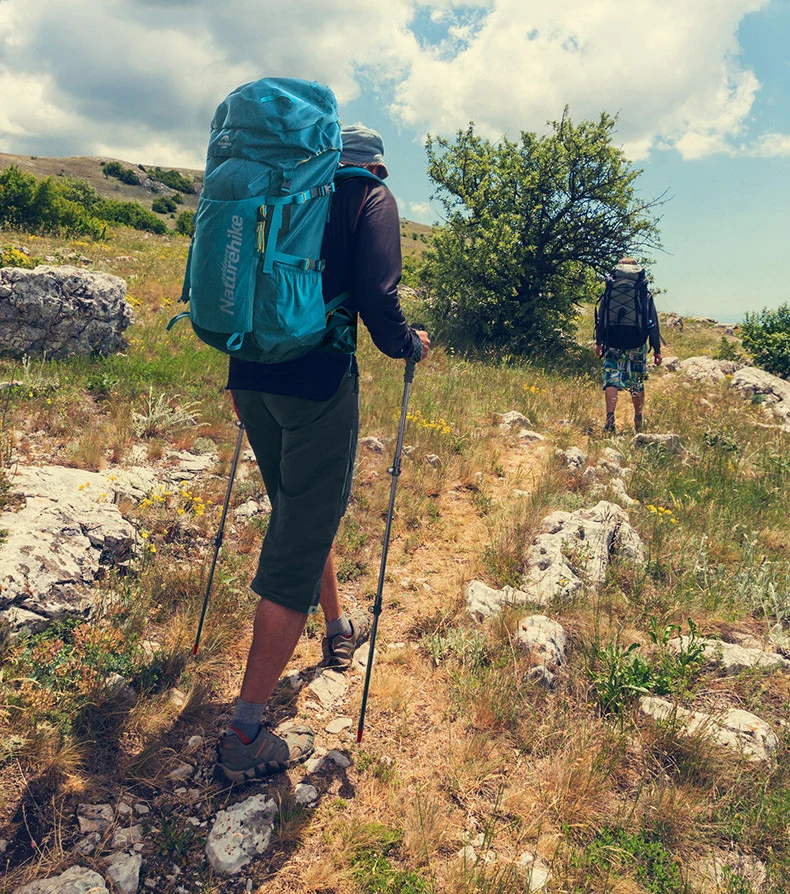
<box><xmin>612</xmin><ymin>260</ymin><xmax>645</xmax><ymax>282</ymax></box>
<box><xmin>207</xmin><ymin>78</ymin><xmax>341</xmax><ymax>167</ymax></box>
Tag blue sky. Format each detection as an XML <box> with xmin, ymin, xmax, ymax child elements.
<box><xmin>0</xmin><ymin>0</ymin><xmax>788</xmax><ymax>321</ymax></box>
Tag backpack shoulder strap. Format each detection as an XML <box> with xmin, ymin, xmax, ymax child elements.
<box><xmin>334</xmin><ymin>166</ymin><xmax>387</xmax><ymax>188</ymax></box>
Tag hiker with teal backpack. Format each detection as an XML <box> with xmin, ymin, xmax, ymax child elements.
<box><xmin>594</xmin><ymin>257</ymin><xmax>662</xmax><ymax>435</ymax></box>
<box><xmin>172</xmin><ymin>79</ymin><xmax>429</xmax><ymax>782</ymax></box>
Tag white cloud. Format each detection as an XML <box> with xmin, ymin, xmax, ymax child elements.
<box><xmin>391</xmin><ymin>0</ymin><xmax>770</xmax><ymax>160</ymax></box>
<box><xmin>742</xmin><ymin>132</ymin><xmax>790</xmax><ymax>157</ymax></box>
<box><xmin>408</xmin><ymin>200</ymin><xmax>433</xmax><ymax>219</ymax></box>
<box><xmin>0</xmin><ymin>0</ymin><xmax>778</xmax><ymax>166</ymax></box>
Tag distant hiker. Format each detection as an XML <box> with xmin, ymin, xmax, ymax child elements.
<box><xmin>594</xmin><ymin>257</ymin><xmax>661</xmax><ymax>434</ymax></box>
<box><xmin>215</xmin><ymin>123</ymin><xmax>430</xmax><ymax>783</ymax></box>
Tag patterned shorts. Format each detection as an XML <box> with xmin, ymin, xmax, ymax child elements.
<box><xmin>602</xmin><ymin>346</ymin><xmax>647</xmax><ymax>393</ymax></box>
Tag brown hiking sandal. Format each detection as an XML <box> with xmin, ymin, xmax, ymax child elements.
<box><xmin>320</xmin><ymin>608</ymin><xmax>372</xmax><ymax>671</ymax></box>
<box><xmin>213</xmin><ymin>723</ymin><xmax>314</xmax><ymax>784</ymax></box>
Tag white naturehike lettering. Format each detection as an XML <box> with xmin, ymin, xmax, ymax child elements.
<box><xmin>220</xmin><ymin>215</ymin><xmax>244</xmax><ymax>315</ymax></box>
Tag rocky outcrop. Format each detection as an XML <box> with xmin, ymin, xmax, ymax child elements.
<box><xmin>640</xmin><ymin>697</ymin><xmax>779</xmax><ymax>762</ymax></box>
<box><xmin>466</xmin><ymin>580</ymin><xmax>532</xmax><ymax>621</ymax></box>
<box><xmin>669</xmin><ymin>636</ymin><xmax>790</xmax><ymax>675</ymax></box>
<box><xmin>730</xmin><ymin>366</ymin><xmax>790</xmax><ymax>430</ymax></box>
<box><xmin>521</xmin><ymin>501</ymin><xmax>644</xmax><ymax>604</ymax></box>
<box><xmin>0</xmin><ymin>466</ymin><xmax>138</xmax><ymax>634</ymax></box>
<box><xmin>0</xmin><ymin>266</ymin><xmax>133</xmax><ymax>358</ymax></box>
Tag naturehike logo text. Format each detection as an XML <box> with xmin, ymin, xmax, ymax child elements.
<box><xmin>220</xmin><ymin>216</ymin><xmax>243</xmax><ymax>315</ymax></box>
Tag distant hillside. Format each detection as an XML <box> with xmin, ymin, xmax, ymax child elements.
<box><xmin>0</xmin><ymin>153</ymin><xmax>432</xmax><ymax>251</ymax></box>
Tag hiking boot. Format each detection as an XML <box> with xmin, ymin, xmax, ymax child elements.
<box><xmin>214</xmin><ymin>723</ymin><xmax>314</xmax><ymax>784</ymax></box>
<box><xmin>603</xmin><ymin>413</ymin><xmax>616</xmax><ymax>435</ymax></box>
<box><xmin>320</xmin><ymin>608</ymin><xmax>372</xmax><ymax>671</ymax></box>
<box><xmin>634</xmin><ymin>414</ymin><xmax>643</xmax><ymax>433</ymax></box>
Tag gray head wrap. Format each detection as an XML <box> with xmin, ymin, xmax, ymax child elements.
<box><xmin>340</xmin><ymin>124</ymin><xmax>388</xmax><ymax>176</ymax></box>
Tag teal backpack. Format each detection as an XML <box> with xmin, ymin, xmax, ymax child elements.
<box><xmin>170</xmin><ymin>77</ymin><xmax>358</xmax><ymax>363</ymax></box>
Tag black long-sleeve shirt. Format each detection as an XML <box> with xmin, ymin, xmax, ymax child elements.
<box><xmin>227</xmin><ymin>176</ymin><xmax>416</xmax><ymax>399</ymax></box>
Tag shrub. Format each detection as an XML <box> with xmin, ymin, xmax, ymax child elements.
<box><xmin>101</xmin><ymin>160</ymin><xmax>140</xmax><ymax>186</ymax></box>
<box><xmin>175</xmin><ymin>210</ymin><xmax>195</xmax><ymax>237</ymax></box>
<box><xmin>0</xmin><ymin>166</ymin><xmax>104</xmax><ymax>238</ymax></box>
<box><xmin>152</xmin><ymin>195</ymin><xmax>178</xmax><ymax>214</ymax></box>
<box><xmin>0</xmin><ymin>245</ymin><xmax>38</xmax><ymax>268</ymax></box>
<box><xmin>740</xmin><ymin>304</ymin><xmax>790</xmax><ymax>378</ymax></box>
<box><xmin>93</xmin><ymin>198</ymin><xmax>168</xmax><ymax>235</ymax></box>
<box><xmin>149</xmin><ymin>167</ymin><xmax>195</xmax><ymax>194</ymax></box>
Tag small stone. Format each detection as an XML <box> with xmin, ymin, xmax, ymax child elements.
<box><xmin>359</xmin><ymin>436</ymin><xmax>385</xmax><ymax>453</ymax></box>
<box><xmin>326</xmin><ymin>717</ymin><xmax>352</xmax><ymax>734</ymax></box>
<box><xmin>167</xmin><ymin>688</ymin><xmax>186</xmax><ymax>707</ymax></box>
<box><xmin>309</xmin><ymin>669</ymin><xmax>348</xmax><ymax>709</ymax></box>
<box><xmin>133</xmin><ymin>803</ymin><xmax>149</xmax><ymax>816</ymax></box>
<box><xmin>168</xmin><ymin>762</ymin><xmax>194</xmax><ymax>781</ymax></box>
<box><xmin>77</xmin><ymin>803</ymin><xmax>114</xmax><ymax>834</ymax></box>
<box><xmin>174</xmin><ymin>787</ymin><xmax>187</xmax><ymax>795</ymax></box>
<box><xmin>517</xmin><ymin>852</ymin><xmax>552</xmax><ymax>891</ymax></box>
<box><xmin>324</xmin><ymin>749</ymin><xmax>352</xmax><ymax>769</ymax></box>
<box><xmin>105</xmin><ymin>673</ymin><xmax>133</xmax><ymax>699</ymax></box>
<box><xmin>353</xmin><ymin>642</ymin><xmax>371</xmax><ymax>673</ymax></box>
<box><xmin>425</xmin><ymin>454</ymin><xmax>441</xmax><ymax>468</ymax></box>
<box><xmin>185</xmin><ymin>735</ymin><xmax>204</xmax><ymax>753</ymax></box>
<box><xmin>106</xmin><ymin>851</ymin><xmax>143</xmax><ymax>894</ymax></box>
<box><xmin>12</xmin><ymin>866</ymin><xmax>109</xmax><ymax>894</ymax></box>
<box><xmin>205</xmin><ymin>794</ymin><xmax>278</xmax><ymax>875</ymax></box>
<box><xmin>498</xmin><ymin>411</ymin><xmax>530</xmax><ymax>428</ymax></box>
<box><xmin>294</xmin><ymin>783</ymin><xmax>320</xmax><ymax>806</ymax></box>
<box><xmin>518</xmin><ymin>430</ymin><xmax>545</xmax><ymax>443</ymax></box>
<box><xmin>74</xmin><ymin>832</ymin><xmax>101</xmax><ymax>856</ymax></box>
<box><xmin>111</xmin><ymin>824</ymin><xmax>143</xmax><ymax>850</ymax></box>
<box><xmin>403</xmin><ymin>445</ymin><xmax>415</xmax><ymax>457</ymax></box>
<box><xmin>457</xmin><ymin>845</ymin><xmax>477</xmax><ymax>863</ymax></box>
<box><xmin>117</xmin><ymin>802</ymin><xmax>133</xmax><ymax>816</ymax></box>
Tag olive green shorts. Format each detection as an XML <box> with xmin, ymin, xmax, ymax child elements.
<box><xmin>231</xmin><ymin>372</ymin><xmax>359</xmax><ymax>615</ymax></box>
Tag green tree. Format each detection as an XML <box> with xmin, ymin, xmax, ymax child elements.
<box><xmin>421</xmin><ymin>110</ymin><xmax>664</xmax><ymax>353</ymax></box>
<box><xmin>740</xmin><ymin>304</ymin><xmax>790</xmax><ymax>378</ymax></box>
<box><xmin>174</xmin><ymin>210</ymin><xmax>195</xmax><ymax>237</ymax></box>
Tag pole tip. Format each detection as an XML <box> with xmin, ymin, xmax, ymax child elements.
<box><xmin>356</xmin><ymin>728</ymin><xmax>363</xmax><ymax>744</ymax></box>
<box><xmin>192</xmin><ymin>643</ymin><xmax>199</xmax><ymax>657</ymax></box>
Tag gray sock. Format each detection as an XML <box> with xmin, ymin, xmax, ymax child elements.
<box><xmin>326</xmin><ymin>612</ymin><xmax>352</xmax><ymax>639</ymax></box>
<box><xmin>230</xmin><ymin>697</ymin><xmax>265</xmax><ymax>743</ymax></box>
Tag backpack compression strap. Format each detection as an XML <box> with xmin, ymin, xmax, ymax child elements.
<box><xmin>259</xmin><ymin>182</ymin><xmax>336</xmax><ymax>275</ymax></box>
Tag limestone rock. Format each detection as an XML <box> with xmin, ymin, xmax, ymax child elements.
<box><xmin>730</xmin><ymin>367</ymin><xmax>790</xmax><ymax>430</ymax></box>
<box><xmin>640</xmin><ymin>697</ymin><xmax>779</xmax><ymax>762</ymax></box>
<box><xmin>631</xmin><ymin>432</ymin><xmax>684</xmax><ymax>454</ymax></box>
<box><xmin>111</xmin><ymin>824</ymin><xmax>143</xmax><ymax>850</ymax></box>
<box><xmin>12</xmin><ymin>866</ymin><xmax>109</xmax><ymax>894</ymax></box>
<box><xmin>77</xmin><ymin>803</ymin><xmax>115</xmax><ymax>835</ymax></box>
<box><xmin>326</xmin><ymin>717</ymin><xmax>352</xmax><ymax>734</ymax></box>
<box><xmin>425</xmin><ymin>454</ymin><xmax>442</xmax><ymax>468</ymax></box>
<box><xmin>106</xmin><ymin>851</ymin><xmax>143</xmax><ymax>894</ymax></box>
<box><xmin>663</xmin><ymin>313</ymin><xmax>684</xmax><ymax>330</ymax></box>
<box><xmin>205</xmin><ymin>794</ymin><xmax>278</xmax><ymax>874</ymax></box>
<box><xmin>0</xmin><ymin>265</ymin><xmax>132</xmax><ymax>359</ymax></box>
<box><xmin>466</xmin><ymin>579</ymin><xmax>532</xmax><ymax>621</ymax></box>
<box><xmin>0</xmin><ymin>465</ymin><xmax>137</xmax><ymax>634</ymax></box>
<box><xmin>521</xmin><ymin>501</ymin><xmax>644</xmax><ymax>604</ymax></box>
<box><xmin>359</xmin><ymin>436</ymin><xmax>385</xmax><ymax>453</ymax></box>
<box><xmin>516</xmin><ymin>615</ymin><xmax>567</xmax><ymax>668</ymax></box>
<box><xmin>498</xmin><ymin>411</ymin><xmax>530</xmax><ymax>429</ymax></box>
<box><xmin>516</xmin><ymin>852</ymin><xmax>552</xmax><ymax>892</ymax></box>
<box><xmin>600</xmin><ymin>448</ymin><xmax>624</xmax><ymax>467</ymax></box>
<box><xmin>518</xmin><ymin>430</ymin><xmax>545</xmax><ymax>443</ymax></box>
<box><xmin>678</xmin><ymin>356</ymin><xmax>728</xmax><ymax>383</ymax></box>
<box><xmin>662</xmin><ymin>356</ymin><xmax>680</xmax><ymax>371</ymax></box>
<box><xmin>669</xmin><ymin>636</ymin><xmax>790</xmax><ymax>674</ymax></box>
<box><xmin>294</xmin><ymin>784</ymin><xmax>319</xmax><ymax>806</ymax></box>
<box><xmin>556</xmin><ymin>447</ymin><xmax>588</xmax><ymax>469</ymax></box>
<box><xmin>308</xmin><ymin>669</ymin><xmax>348</xmax><ymax>709</ymax></box>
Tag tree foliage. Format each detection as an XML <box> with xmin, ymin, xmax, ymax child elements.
<box><xmin>0</xmin><ymin>166</ymin><xmax>167</xmax><ymax>237</ymax></box>
<box><xmin>421</xmin><ymin>110</ymin><xmax>664</xmax><ymax>353</ymax></box>
<box><xmin>740</xmin><ymin>304</ymin><xmax>790</xmax><ymax>378</ymax></box>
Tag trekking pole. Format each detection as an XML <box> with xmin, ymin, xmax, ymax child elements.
<box><xmin>193</xmin><ymin>421</ymin><xmax>246</xmax><ymax>657</ymax></box>
<box><xmin>357</xmin><ymin>358</ymin><xmax>417</xmax><ymax>743</ymax></box>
